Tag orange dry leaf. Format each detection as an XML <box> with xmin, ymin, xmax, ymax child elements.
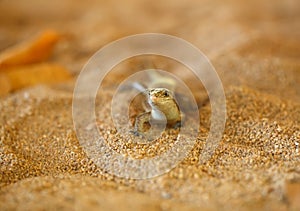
<box><xmin>0</xmin><ymin>63</ymin><xmax>72</xmax><ymax>93</ymax></box>
<box><xmin>0</xmin><ymin>74</ymin><xmax>11</xmax><ymax>96</ymax></box>
<box><xmin>0</xmin><ymin>30</ymin><xmax>60</xmax><ymax>69</ymax></box>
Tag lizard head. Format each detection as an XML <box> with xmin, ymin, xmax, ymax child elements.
<box><xmin>147</xmin><ymin>88</ymin><xmax>175</xmax><ymax>108</ymax></box>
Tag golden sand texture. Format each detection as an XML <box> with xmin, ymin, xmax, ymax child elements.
<box><xmin>0</xmin><ymin>0</ymin><xmax>299</xmax><ymax>210</ymax></box>
<box><xmin>0</xmin><ymin>84</ymin><xmax>299</xmax><ymax>210</ymax></box>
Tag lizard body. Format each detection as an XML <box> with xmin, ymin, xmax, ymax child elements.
<box><xmin>133</xmin><ymin>87</ymin><xmax>181</xmax><ymax>135</ymax></box>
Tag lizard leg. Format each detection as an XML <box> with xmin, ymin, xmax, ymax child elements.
<box><xmin>173</xmin><ymin>121</ymin><xmax>182</xmax><ymax>129</ymax></box>
<box><xmin>133</xmin><ymin>111</ymin><xmax>151</xmax><ymax>135</ymax></box>
<box><xmin>173</xmin><ymin>113</ymin><xmax>185</xmax><ymax>128</ymax></box>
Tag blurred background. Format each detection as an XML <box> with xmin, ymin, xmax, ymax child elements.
<box><xmin>0</xmin><ymin>0</ymin><xmax>299</xmax><ymax>100</ymax></box>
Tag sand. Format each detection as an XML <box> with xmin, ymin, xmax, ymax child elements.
<box><xmin>0</xmin><ymin>0</ymin><xmax>299</xmax><ymax>210</ymax></box>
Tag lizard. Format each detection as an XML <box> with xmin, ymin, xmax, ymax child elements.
<box><xmin>130</xmin><ymin>70</ymin><xmax>183</xmax><ymax>137</ymax></box>
<box><xmin>132</xmin><ymin>87</ymin><xmax>182</xmax><ymax>136</ymax></box>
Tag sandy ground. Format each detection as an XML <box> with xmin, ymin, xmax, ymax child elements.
<box><xmin>0</xmin><ymin>0</ymin><xmax>299</xmax><ymax>210</ymax></box>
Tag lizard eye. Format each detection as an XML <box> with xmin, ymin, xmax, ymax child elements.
<box><xmin>163</xmin><ymin>91</ymin><xmax>169</xmax><ymax>97</ymax></box>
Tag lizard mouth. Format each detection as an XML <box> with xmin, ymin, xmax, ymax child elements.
<box><xmin>149</xmin><ymin>95</ymin><xmax>157</xmax><ymax>102</ymax></box>
<box><xmin>148</xmin><ymin>96</ymin><xmax>158</xmax><ymax>107</ymax></box>
<box><xmin>149</xmin><ymin>96</ymin><xmax>172</xmax><ymax>107</ymax></box>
